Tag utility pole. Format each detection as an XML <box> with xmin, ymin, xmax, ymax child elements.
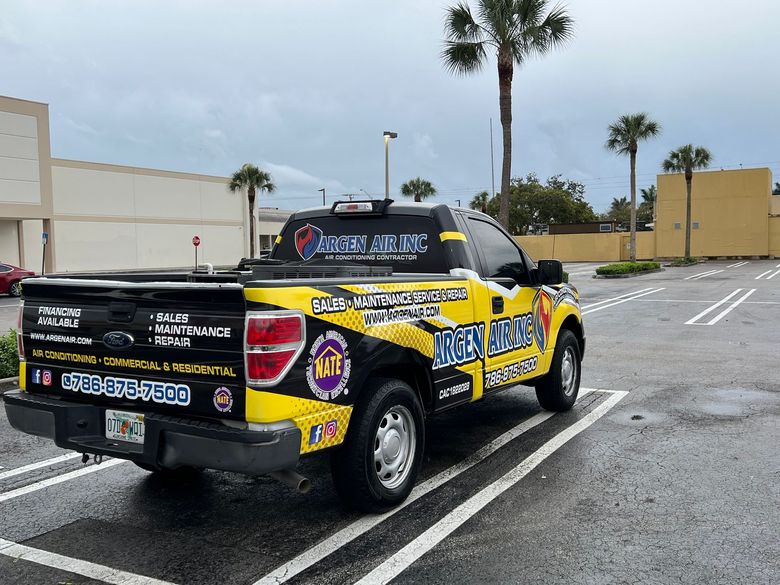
<box><xmin>318</xmin><ymin>188</ymin><xmax>325</xmax><ymax>205</ymax></box>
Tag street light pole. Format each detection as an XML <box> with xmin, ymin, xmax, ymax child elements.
<box><xmin>318</xmin><ymin>188</ymin><xmax>325</xmax><ymax>205</ymax></box>
<box><xmin>383</xmin><ymin>131</ymin><xmax>397</xmax><ymax>199</ymax></box>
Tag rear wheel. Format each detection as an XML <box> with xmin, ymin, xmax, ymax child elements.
<box><xmin>8</xmin><ymin>281</ymin><xmax>22</xmax><ymax>297</ymax></box>
<box><xmin>535</xmin><ymin>329</ymin><xmax>581</xmax><ymax>412</ymax></box>
<box><xmin>330</xmin><ymin>378</ymin><xmax>424</xmax><ymax>512</ymax></box>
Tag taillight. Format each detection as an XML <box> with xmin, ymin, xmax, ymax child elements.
<box><xmin>16</xmin><ymin>300</ymin><xmax>24</xmax><ymax>361</ymax></box>
<box><xmin>245</xmin><ymin>312</ymin><xmax>305</xmax><ymax>386</ymax></box>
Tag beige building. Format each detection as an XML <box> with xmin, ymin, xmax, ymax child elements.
<box><xmin>0</xmin><ymin>95</ymin><xmax>292</xmax><ymax>273</ymax></box>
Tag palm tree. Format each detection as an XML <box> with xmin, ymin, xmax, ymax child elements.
<box><xmin>605</xmin><ymin>113</ymin><xmax>661</xmax><ymax>262</ymax></box>
<box><xmin>442</xmin><ymin>0</ymin><xmax>573</xmax><ymax>229</ymax></box>
<box><xmin>640</xmin><ymin>185</ymin><xmax>656</xmax><ymax>205</ymax></box>
<box><xmin>607</xmin><ymin>196</ymin><xmax>630</xmax><ymax>224</ymax></box>
<box><xmin>470</xmin><ymin>190</ymin><xmax>490</xmax><ymax>213</ymax></box>
<box><xmin>400</xmin><ymin>177</ymin><xmax>437</xmax><ymax>202</ymax></box>
<box><xmin>640</xmin><ymin>184</ymin><xmax>657</xmax><ymax>222</ymax></box>
<box><xmin>662</xmin><ymin>145</ymin><xmax>713</xmax><ymax>258</ymax></box>
<box><xmin>228</xmin><ymin>163</ymin><xmax>276</xmax><ymax>259</ymax></box>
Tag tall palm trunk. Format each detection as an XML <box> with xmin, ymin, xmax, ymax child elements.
<box><xmin>497</xmin><ymin>51</ymin><xmax>513</xmax><ymax>230</ymax></box>
<box><xmin>684</xmin><ymin>171</ymin><xmax>692</xmax><ymax>258</ymax></box>
<box><xmin>629</xmin><ymin>147</ymin><xmax>637</xmax><ymax>262</ymax></box>
<box><xmin>415</xmin><ymin>194</ymin><xmax>421</xmax><ymax>202</ymax></box>
<box><xmin>248</xmin><ymin>186</ymin><xmax>256</xmax><ymax>259</ymax></box>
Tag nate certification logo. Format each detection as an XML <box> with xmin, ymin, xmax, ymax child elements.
<box><xmin>306</xmin><ymin>331</ymin><xmax>351</xmax><ymax>400</ymax></box>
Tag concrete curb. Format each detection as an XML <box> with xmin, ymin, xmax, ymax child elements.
<box><xmin>0</xmin><ymin>376</ymin><xmax>19</xmax><ymax>394</ymax></box>
<box><xmin>593</xmin><ymin>268</ymin><xmax>666</xmax><ymax>279</ymax></box>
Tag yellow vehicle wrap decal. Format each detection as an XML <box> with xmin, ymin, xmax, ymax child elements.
<box><xmin>245</xmin><ymin>388</ymin><xmax>353</xmax><ymax>454</ymax></box>
<box><xmin>18</xmin><ymin>361</ymin><xmax>26</xmax><ymax>391</ymax></box>
<box><xmin>439</xmin><ymin>231</ymin><xmax>467</xmax><ymax>242</ymax></box>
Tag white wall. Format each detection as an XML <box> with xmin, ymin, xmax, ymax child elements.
<box><xmin>0</xmin><ymin>111</ymin><xmax>41</xmax><ymax>205</ymax></box>
<box><xmin>50</xmin><ymin>162</ymin><xmax>246</xmax><ymax>271</ymax></box>
<box><xmin>0</xmin><ymin>220</ymin><xmax>20</xmax><ymax>265</ymax></box>
<box><xmin>21</xmin><ymin>219</ymin><xmax>43</xmax><ymax>272</ymax></box>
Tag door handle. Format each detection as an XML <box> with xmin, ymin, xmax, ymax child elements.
<box><xmin>491</xmin><ymin>296</ymin><xmax>504</xmax><ymax>314</ymax></box>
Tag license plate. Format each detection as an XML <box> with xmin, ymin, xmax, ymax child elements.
<box><xmin>105</xmin><ymin>410</ymin><xmax>145</xmax><ymax>444</ymax></box>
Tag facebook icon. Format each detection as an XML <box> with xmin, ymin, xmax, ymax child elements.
<box><xmin>31</xmin><ymin>368</ymin><xmax>42</xmax><ymax>385</ymax></box>
<box><xmin>308</xmin><ymin>424</ymin><xmax>323</xmax><ymax>445</ymax></box>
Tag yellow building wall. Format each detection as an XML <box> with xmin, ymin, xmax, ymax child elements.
<box><xmin>656</xmin><ymin>168</ymin><xmax>771</xmax><ymax>258</ymax></box>
<box><xmin>516</xmin><ymin>235</ymin><xmax>555</xmax><ymax>260</ymax></box>
<box><xmin>769</xmin><ymin>217</ymin><xmax>780</xmax><ymax>257</ymax></box>
<box><xmin>517</xmin><ymin>232</ymin><xmax>656</xmax><ymax>262</ymax></box>
<box><xmin>771</xmin><ymin>195</ymin><xmax>780</xmax><ymax>216</ymax></box>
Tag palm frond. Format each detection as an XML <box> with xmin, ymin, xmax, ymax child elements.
<box><xmin>442</xmin><ymin>40</ymin><xmax>488</xmax><ymax>75</ymax></box>
<box><xmin>444</xmin><ymin>2</ymin><xmax>483</xmax><ymax>42</ymax></box>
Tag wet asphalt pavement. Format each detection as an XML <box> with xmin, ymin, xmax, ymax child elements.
<box><xmin>1</xmin><ymin>260</ymin><xmax>779</xmax><ymax>584</ymax></box>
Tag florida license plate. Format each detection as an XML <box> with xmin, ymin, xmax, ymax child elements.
<box><xmin>105</xmin><ymin>409</ymin><xmax>145</xmax><ymax>444</ymax></box>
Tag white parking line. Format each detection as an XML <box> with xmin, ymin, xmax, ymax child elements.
<box><xmin>685</xmin><ymin>269</ymin><xmax>724</xmax><ymax>280</ymax></box>
<box><xmin>355</xmin><ymin>391</ymin><xmax>628</xmax><ymax>585</ymax></box>
<box><xmin>0</xmin><ymin>453</ymin><xmax>83</xmax><ymax>482</ymax></box>
<box><xmin>726</xmin><ymin>261</ymin><xmax>749</xmax><ymax>268</ymax></box>
<box><xmin>765</xmin><ymin>269</ymin><xmax>780</xmax><ymax>280</ymax></box>
<box><xmin>684</xmin><ymin>288</ymin><xmax>756</xmax><ymax>325</ymax></box>
<box><xmin>254</xmin><ymin>390</ymin><xmax>599</xmax><ymax>585</ymax></box>
<box><xmin>0</xmin><ymin>538</ymin><xmax>175</xmax><ymax>585</ymax></box>
<box><xmin>701</xmin><ymin>289</ymin><xmax>756</xmax><ymax>325</ymax></box>
<box><xmin>581</xmin><ymin>288</ymin><xmax>665</xmax><ymax>315</ymax></box>
<box><xmin>755</xmin><ymin>270</ymin><xmax>773</xmax><ymax>280</ymax></box>
<box><xmin>0</xmin><ymin>459</ymin><xmax>125</xmax><ymax>504</ymax></box>
<box><xmin>581</xmin><ymin>288</ymin><xmax>654</xmax><ymax>310</ymax></box>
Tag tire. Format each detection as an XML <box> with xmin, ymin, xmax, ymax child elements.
<box><xmin>8</xmin><ymin>281</ymin><xmax>22</xmax><ymax>297</ymax></box>
<box><xmin>330</xmin><ymin>378</ymin><xmax>425</xmax><ymax>512</ymax></box>
<box><xmin>535</xmin><ymin>329</ymin><xmax>581</xmax><ymax>412</ymax></box>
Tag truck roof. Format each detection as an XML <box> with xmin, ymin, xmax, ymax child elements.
<box><xmin>291</xmin><ymin>200</ymin><xmax>453</xmax><ymax>221</ymax></box>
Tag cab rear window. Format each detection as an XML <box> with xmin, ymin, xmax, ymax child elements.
<box><xmin>272</xmin><ymin>215</ymin><xmax>446</xmax><ymax>273</ymax></box>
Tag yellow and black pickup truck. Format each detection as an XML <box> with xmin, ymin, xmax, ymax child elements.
<box><xmin>4</xmin><ymin>200</ymin><xmax>584</xmax><ymax>511</ymax></box>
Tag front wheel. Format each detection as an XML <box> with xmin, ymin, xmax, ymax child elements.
<box><xmin>8</xmin><ymin>281</ymin><xmax>22</xmax><ymax>297</ymax></box>
<box><xmin>535</xmin><ymin>329</ymin><xmax>581</xmax><ymax>412</ymax></box>
<box><xmin>330</xmin><ymin>378</ymin><xmax>425</xmax><ymax>512</ymax></box>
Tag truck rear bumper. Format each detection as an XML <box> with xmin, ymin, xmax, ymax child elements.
<box><xmin>3</xmin><ymin>390</ymin><xmax>301</xmax><ymax>475</ymax></box>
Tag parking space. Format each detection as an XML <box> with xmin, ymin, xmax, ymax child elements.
<box><xmin>0</xmin><ymin>297</ymin><xmax>19</xmax><ymax>336</ymax></box>
<box><xmin>1</xmin><ymin>261</ymin><xmax>779</xmax><ymax>584</ymax></box>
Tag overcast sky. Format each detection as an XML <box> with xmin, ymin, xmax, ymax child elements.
<box><xmin>2</xmin><ymin>0</ymin><xmax>778</xmax><ymax>212</ymax></box>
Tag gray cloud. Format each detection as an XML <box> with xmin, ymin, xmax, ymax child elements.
<box><xmin>1</xmin><ymin>0</ymin><xmax>778</xmax><ymax>213</ymax></box>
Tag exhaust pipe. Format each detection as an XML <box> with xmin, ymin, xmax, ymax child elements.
<box><xmin>270</xmin><ymin>469</ymin><xmax>311</xmax><ymax>494</ymax></box>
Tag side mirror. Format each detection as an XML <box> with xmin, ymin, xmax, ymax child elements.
<box><xmin>537</xmin><ymin>259</ymin><xmax>563</xmax><ymax>285</ymax></box>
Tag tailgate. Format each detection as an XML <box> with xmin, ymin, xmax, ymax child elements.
<box><xmin>20</xmin><ymin>278</ymin><xmax>247</xmax><ymax>421</ymax></box>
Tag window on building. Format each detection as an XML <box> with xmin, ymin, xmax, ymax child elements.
<box><xmin>599</xmin><ymin>223</ymin><xmax>613</xmax><ymax>233</ymax></box>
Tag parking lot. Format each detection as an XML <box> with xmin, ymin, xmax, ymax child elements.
<box><xmin>1</xmin><ymin>260</ymin><xmax>779</xmax><ymax>584</ymax></box>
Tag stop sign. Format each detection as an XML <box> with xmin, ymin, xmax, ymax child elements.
<box><xmin>192</xmin><ymin>235</ymin><xmax>201</xmax><ymax>247</ymax></box>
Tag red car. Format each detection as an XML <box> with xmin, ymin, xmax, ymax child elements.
<box><xmin>0</xmin><ymin>263</ymin><xmax>35</xmax><ymax>297</ymax></box>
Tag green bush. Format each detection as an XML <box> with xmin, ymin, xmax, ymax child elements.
<box><xmin>595</xmin><ymin>261</ymin><xmax>661</xmax><ymax>276</ymax></box>
<box><xmin>670</xmin><ymin>257</ymin><xmax>698</xmax><ymax>267</ymax></box>
<box><xmin>0</xmin><ymin>330</ymin><xmax>19</xmax><ymax>379</ymax></box>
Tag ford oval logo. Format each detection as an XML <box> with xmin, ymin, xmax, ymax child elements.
<box><xmin>103</xmin><ymin>331</ymin><xmax>134</xmax><ymax>350</ymax></box>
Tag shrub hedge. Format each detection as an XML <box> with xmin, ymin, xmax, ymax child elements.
<box><xmin>595</xmin><ymin>261</ymin><xmax>661</xmax><ymax>276</ymax></box>
<box><xmin>0</xmin><ymin>330</ymin><xmax>19</xmax><ymax>379</ymax></box>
